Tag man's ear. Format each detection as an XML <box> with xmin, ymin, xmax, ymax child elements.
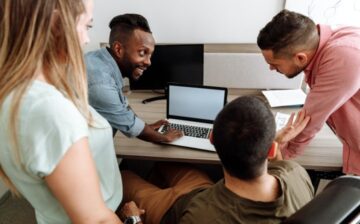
<box><xmin>209</xmin><ymin>130</ymin><xmax>214</xmax><ymax>145</ymax></box>
<box><xmin>268</xmin><ymin>141</ymin><xmax>278</xmax><ymax>159</ymax></box>
<box><xmin>112</xmin><ymin>41</ymin><xmax>124</xmax><ymax>59</ymax></box>
<box><xmin>294</xmin><ymin>52</ymin><xmax>308</xmax><ymax>67</ymax></box>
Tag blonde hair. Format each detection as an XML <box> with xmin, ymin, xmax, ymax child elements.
<box><xmin>0</xmin><ymin>0</ymin><xmax>90</xmax><ymax>194</ymax></box>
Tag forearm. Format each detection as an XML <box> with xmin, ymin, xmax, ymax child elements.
<box><xmin>137</xmin><ymin>124</ymin><xmax>167</xmax><ymax>143</ymax></box>
<box><xmin>74</xmin><ymin>208</ymin><xmax>122</xmax><ymax>224</ymax></box>
<box><xmin>282</xmin><ymin>138</ymin><xmax>311</xmax><ymax>159</ymax></box>
<box><xmin>45</xmin><ymin>138</ymin><xmax>122</xmax><ymax>224</ymax></box>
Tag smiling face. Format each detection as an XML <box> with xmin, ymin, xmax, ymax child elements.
<box><xmin>114</xmin><ymin>29</ymin><xmax>155</xmax><ymax>80</ymax></box>
<box><xmin>261</xmin><ymin>49</ymin><xmax>306</xmax><ymax>79</ymax></box>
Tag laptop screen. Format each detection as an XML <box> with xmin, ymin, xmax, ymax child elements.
<box><xmin>167</xmin><ymin>83</ymin><xmax>227</xmax><ymax>123</ymax></box>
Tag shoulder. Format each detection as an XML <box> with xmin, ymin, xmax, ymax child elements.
<box><xmin>269</xmin><ymin>160</ymin><xmax>314</xmax><ymax>200</ymax></box>
<box><xmin>183</xmin><ymin>186</ymin><xmax>215</xmax><ymax>211</ymax></box>
<box><xmin>85</xmin><ymin>49</ymin><xmax>109</xmax><ymax>75</ymax></box>
<box><xmin>180</xmin><ymin>182</ymin><xmax>227</xmax><ymax>223</ymax></box>
<box><xmin>85</xmin><ymin>48</ymin><xmax>115</xmax><ymax>70</ymax></box>
<box><xmin>322</xmin><ymin>26</ymin><xmax>360</xmax><ymax>60</ymax></box>
<box><xmin>330</xmin><ymin>26</ymin><xmax>360</xmax><ymax>48</ymax></box>
<box><xmin>84</xmin><ymin>49</ymin><xmax>106</xmax><ymax>64</ymax></box>
<box><xmin>22</xmin><ymin>81</ymin><xmax>88</xmax><ymax>135</ymax></box>
<box><xmin>317</xmin><ymin>34</ymin><xmax>360</xmax><ymax>83</ymax></box>
<box><xmin>268</xmin><ymin>160</ymin><xmax>312</xmax><ymax>187</ymax></box>
<box><xmin>85</xmin><ymin>49</ymin><xmax>120</xmax><ymax>86</ymax></box>
<box><xmin>17</xmin><ymin>82</ymin><xmax>89</xmax><ymax>176</ymax></box>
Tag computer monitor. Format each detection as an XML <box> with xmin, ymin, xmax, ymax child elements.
<box><xmin>130</xmin><ymin>44</ymin><xmax>204</xmax><ymax>91</ymax></box>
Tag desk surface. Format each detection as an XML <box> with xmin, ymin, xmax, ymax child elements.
<box><xmin>114</xmin><ymin>90</ymin><xmax>343</xmax><ymax>171</ymax></box>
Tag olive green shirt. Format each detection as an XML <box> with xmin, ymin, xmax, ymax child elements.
<box><xmin>162</xmin><ymin>160</ymin><xmax>314</xmax><ymax>224</ymax></box>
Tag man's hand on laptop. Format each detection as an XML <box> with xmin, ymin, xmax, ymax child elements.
<box><xmin>147</xmin><ymin>119</ymin><xmax>183</xmax><ymax>142</ymax></box>
<box><xmin>149</xmin><ymin>119</ymin><xmax>169</xmax><ymax>130</ymax></box>
<box><xmin>162</xmin><ymin>128</ymin><xmax>184</xmax><ymax>142</ymax></box>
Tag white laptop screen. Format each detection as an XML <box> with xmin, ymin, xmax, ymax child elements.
<box><xmin>167</xmin><ymin>84</ymin><xmax>227</xmax><ymax>123</ymax></box>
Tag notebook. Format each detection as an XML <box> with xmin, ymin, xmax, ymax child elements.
<box><xmin>158</xmin><ymin>83</ymin><xmax>227</xmax><ymax>152</ymax></box>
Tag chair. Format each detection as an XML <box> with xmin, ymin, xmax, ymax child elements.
<box><xmin>283</xmin><ymin>176</ymin><xmax>360</xmax><ymax>224</ymax></box>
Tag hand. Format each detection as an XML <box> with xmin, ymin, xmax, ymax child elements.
<box><xmin>138</xmin><ymin>122</ymin><xmax>181</xmax><ymax>143</ymax></box>
<box><xmin>162</xmin><ymin>128</ymin><xmax>184</xmax><ymax>142</ymax></box>
<box><xmin>148</xmin><ymin>119</ymin><xmax>169</xmax><ymax>130</ymax></box>
<box><xmin>120</xmin><ymin>201</ymin><xmax>145</xmax><ymax>220</ymax></box>
<box><xmin>275</xmin><ymin>109</ymin><xmax>310</xmax><ymax>145</ymax></box>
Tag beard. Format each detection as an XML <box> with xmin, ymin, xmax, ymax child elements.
<box><xmin>119</xmin><ymin>55</ymin><xmax>145</xmax><ymax>81</ymax></box>
<box><xmin>283</xmin><ymin>65</ymin><xmax>304</xmax><ymax>79</ymax></box>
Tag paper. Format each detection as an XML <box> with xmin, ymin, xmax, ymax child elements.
<box><xmin>262</xmin><ymin>89</ymin><xmax>307</xmax><ymax>107</ymax></box>
<box><xmin>275</xmin><ymin>112</ymin><xmax>291</xmax><ymax>131</ymax></box>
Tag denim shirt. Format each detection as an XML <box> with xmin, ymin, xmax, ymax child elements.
<box><xmin>85</xmin><ymin>48</ymin><xmax>145</xmax><ymax>137</ymax></box>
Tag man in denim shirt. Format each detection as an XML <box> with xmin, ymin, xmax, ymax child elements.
<box><xmin>85</xmin><ymin>14</ymin><xmax>182</xmax><ymax>142</ymax></box>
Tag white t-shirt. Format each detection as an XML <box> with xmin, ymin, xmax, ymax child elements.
<box><xmin>0</xmin><ymin>81</ymin><xmax>122</xmax><ymax>223</ymax></box>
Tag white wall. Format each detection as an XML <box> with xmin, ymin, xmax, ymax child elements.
<box><xmin>286</xmin><ymin>0</ymin><xmax>360</xmax><ymax>27</ymax></box>
<box><xmin>204</xmin><ymin>53</ymin><xmax>303</xmax><ymax>89</ymax></box>
<box><xmin>85</xmin><ymin>0</ymin><xmax>285</xmax><ymax>51</ymax></box>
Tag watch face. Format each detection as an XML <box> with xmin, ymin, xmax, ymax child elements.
<box><xmin>124</xmin><ymin>217</ymin><xmax>135</xmax><ymax>224</ymax></box>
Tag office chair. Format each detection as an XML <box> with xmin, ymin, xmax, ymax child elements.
<box><xmin>283</xmin><ymin>176</ymin><xmax>360</xmax><ymax>224</ymax></box>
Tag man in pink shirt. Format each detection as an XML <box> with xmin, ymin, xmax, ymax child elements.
<box><xmin>257</xmin><ymin>9</ymin><xmax>360</xmax><ymax>175</ymax></box>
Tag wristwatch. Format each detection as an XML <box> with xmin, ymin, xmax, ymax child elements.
<box><xmin>124</xmin><ymin>215</ymin><xmax>142</xmax><ymax>224</ymax></box>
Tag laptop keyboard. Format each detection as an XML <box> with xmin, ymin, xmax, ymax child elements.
<box><xmin>162</xmin><ymin>123</ymin><xmax>211</xmax><ymax>139</ymax></box>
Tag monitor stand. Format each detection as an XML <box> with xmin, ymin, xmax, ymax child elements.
<box><xmin>142</xmin><ymin>95</ymin><xmax>166</xmax><ymax>104</ymax></box>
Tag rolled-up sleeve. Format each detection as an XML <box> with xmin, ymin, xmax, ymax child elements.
<box><xmin>88</xmin><ymin>82</ymin><xmax>145</xmax><ymax>137</ymax></box>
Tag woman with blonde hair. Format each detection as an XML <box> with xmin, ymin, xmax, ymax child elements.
<box><xmin>0</xmin><ymin>0</ymin><xmax>129</xmax><ymax>223</ymax></box>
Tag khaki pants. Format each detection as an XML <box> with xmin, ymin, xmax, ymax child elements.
<box><xmin>122</xmin><ymin>163</ymin><xmax>213</xmax><ymax>224</ymax></box>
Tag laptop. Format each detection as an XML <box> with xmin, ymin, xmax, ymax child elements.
<box><xmin>158</xmin><ymin>83</ymin><xmax>228</xmax><ymax>152</ymax></box>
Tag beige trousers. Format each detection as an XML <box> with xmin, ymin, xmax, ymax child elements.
<box><xmin>122</xmin><ymin>163</ymin><xmax>213</xmax><ymax>224</ymax></box>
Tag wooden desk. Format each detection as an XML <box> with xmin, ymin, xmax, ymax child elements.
<box><xmin>114</xmin><ymin>90</ymin><xmax>343</xmax><ymax>171</ymax></box>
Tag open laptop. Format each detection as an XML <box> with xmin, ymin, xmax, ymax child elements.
<box><xmin>158</xmin><ymin>83</ymin><xmax>227</xmax><ymax>151</ymax></box>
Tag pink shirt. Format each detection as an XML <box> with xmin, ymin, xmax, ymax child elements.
<box><xmin>282</xmin><ymin>25</ymin><xmax>360</xmax><ymax>175</ymax></box>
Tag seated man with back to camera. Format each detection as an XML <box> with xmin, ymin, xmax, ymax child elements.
<box><xmin>122</xmin><ymin>96</ymin><xmax>314</xmax><ymax>224</ymax></box>
<box><xmin>85</xmin><ymin>13</ymin><xmax>182</xmax><ymax>142</ymax></box>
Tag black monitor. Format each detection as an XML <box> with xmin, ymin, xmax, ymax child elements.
<box><xmin>130</xmin><ymin>44</ymin><xmax>204</xmax><ymax>94</ymax></box>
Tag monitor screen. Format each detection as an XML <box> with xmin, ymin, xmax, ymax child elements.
<box><xmin>168</xmin><ymin>83</ymin><xmax>227</xmax><ymax>123</ymax></box>
<box><xmin>130</xmin><ymin>44</ymin><xmax>204</xmax><ymax>90</ymax></box>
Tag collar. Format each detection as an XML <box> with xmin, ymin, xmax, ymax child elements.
<box><xmin>217</xmin><ymin>178</ymin><xmax>284</xmax><ymax>207</ymax></box>
<box><xmin>99</xmin><ymin>47</ymin><xmax>124</xmax><ymax>78</ymax></box>
<box><xmin>99</xmin><ymin>47</ymin><xmax>116</xmax><ymax>63</ymax></box>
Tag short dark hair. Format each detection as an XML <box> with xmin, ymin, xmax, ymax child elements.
<box><xmin>108</xmin><ymin>13</ymin><xmax>152</xmax><ymax>46</ymax></box>
<box><xmin>257</xmin><ymin>9</ymin><xmax>318</xmax><ymax>57</ymax></box>
<box><xmin>213</xmin><ymin>96</ymin><xmax>276</xmax><ymax>180</ymax></box>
